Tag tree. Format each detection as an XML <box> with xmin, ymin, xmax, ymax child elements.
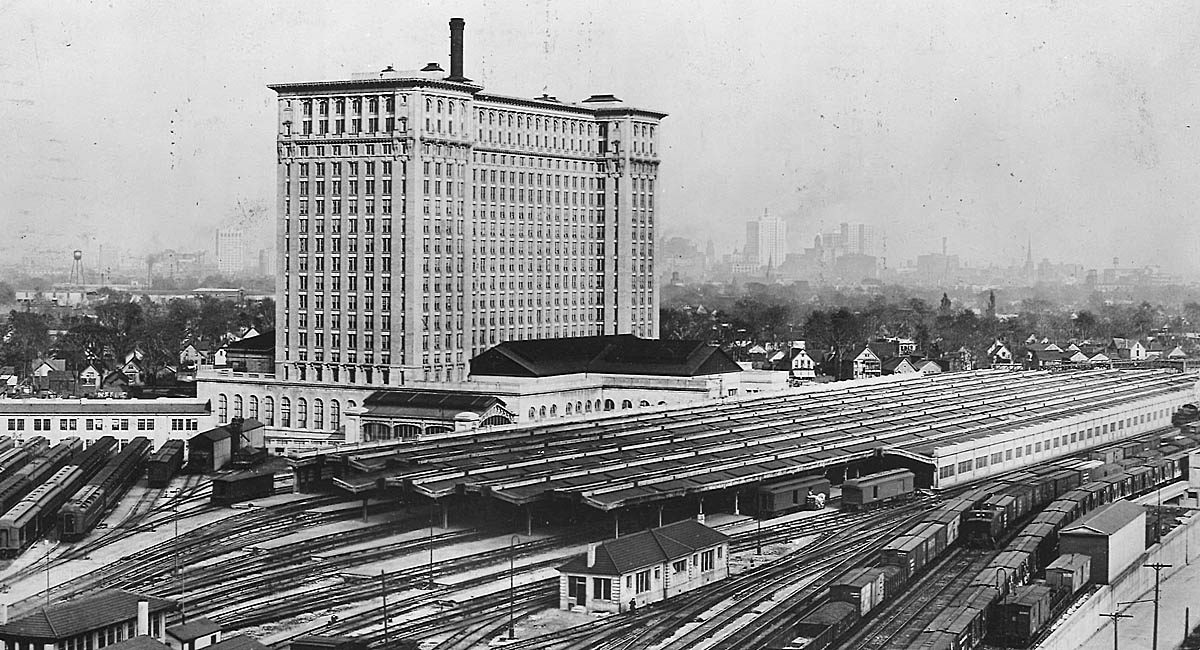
<box><xmin>1</xmin><ymin>311</ymin><xmax>51</xmax><ymax>376</ymax></box>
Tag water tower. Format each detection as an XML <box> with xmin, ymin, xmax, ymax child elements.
<box><xmin>69</xmin><ymin>250</ymin><xmax>85</xmax><ymax>286</ymax></box>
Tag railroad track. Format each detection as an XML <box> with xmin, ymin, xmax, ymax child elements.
<box><xmin>839</xmin><ymin>549</ymin><xmax>998</xmax><ymax>650</ymax></box>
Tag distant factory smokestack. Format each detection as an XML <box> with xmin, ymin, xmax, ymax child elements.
<box><xmin>448</xmin><ymin>18</ymin><xmax>467</xmax><ymax>82</ymax></box>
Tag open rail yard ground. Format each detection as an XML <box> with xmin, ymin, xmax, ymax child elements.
<box><xmin>0</xmin><ymin>369</ymin><xmax>1196</xmax><ymax>650</ymax></box>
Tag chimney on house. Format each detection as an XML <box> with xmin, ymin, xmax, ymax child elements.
<box><xmin>136</xmin><ymin>600</ymin><xmax>149</xmax><ymax>636</ymax></box>
<box><xmin>586</xmin><ymin>542</ymin><xmax>599</xmax><ymax>568</ymax></box>
<box><xmin>448</xmin><ymin>18</ymin><xmax>467</xmax><ymax>82</ymax></box>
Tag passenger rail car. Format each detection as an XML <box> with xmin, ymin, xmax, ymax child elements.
<box><xmin>0</xmin><ymin>466</ymin><xmax>86</xmax><ymax>557</ymax></box>
<box><xmin>59</xmin><ymin>437</ymin><xmax>151</xmax><ymax>542</ymax></box>
<box><xmin>147</xmin><ymin>440</ymin><xmax>185</xmax><ymax>488</ymax></box>
<box><xmin>757</xmin><ymin>474</ymin><xmax>832</xmax><ymax>516</ymax></box>
<box><xmin>841</xmin><ymin>469</ymin><xmax>915</xmax><ymax>511</ymax></box>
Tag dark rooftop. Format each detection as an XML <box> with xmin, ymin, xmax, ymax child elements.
<box><xmin>558</xmin><ymin>519</ymin><xmax>729</xmax><ymax>576</ymax></box>
<box><xmin>361</xmin><ymin>390</ymin><xmax>506</xmax><ymax>418</ymax></box>
<box><xmin>0</xmin><ymin>590</ymin><xmax>176</xmax><ymax>641</ymax></box>
<box><xmin>470</xmin><ymin>335</ymin><xmax>742</xmax><ymax>378</ymax></box>
<box><xmin>166</xmin><ymin>617</ymin><xmax>221</xmax><ymax>642</ymax></box>
<box><xmin>225</xmin><ymin>332</ymin><xmax>274</xmax><ymax>353</ymax></box>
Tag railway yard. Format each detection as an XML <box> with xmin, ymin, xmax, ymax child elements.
<box><xmin>0</xmin><ymin>368</ymin><xmax>1196</xmax><ymax>650</ymax></box>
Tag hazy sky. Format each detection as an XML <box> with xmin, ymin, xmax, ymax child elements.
<box><xmin>3</xmin><ymin>1</ymin><xmax>1199</xmax><ymax>273</ymax></box>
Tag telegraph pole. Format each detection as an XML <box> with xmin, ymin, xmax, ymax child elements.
<box><xmin>1100</xmin><ymin>611</ymin><xmax>1132</xmax><ymax>650</ymax></box>
<box><xmin>1145</xmin><ymin>562</ymin><xmax>1172</xmax><ymax>650</ymax></box>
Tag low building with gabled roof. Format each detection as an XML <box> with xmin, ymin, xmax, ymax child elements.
<box><xmin>557</xmin><ymin>518</ymin><xmax>730</xmax><ymax>614</ymax></box>
<box><xmin>0</xmin><ymin>589</ymin><xmax>176</xmax><ymax>650</ymax></box>
<box><xmin>165</xmin><ymin>617</ymin><xmax>222</xmax><ymax>650</ymax></box>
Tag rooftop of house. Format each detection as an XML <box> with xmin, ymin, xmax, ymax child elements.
<box><xmin>166</xmin><ymin>617</ymin><xmax>221</xmax><ymax>643</ymax></box>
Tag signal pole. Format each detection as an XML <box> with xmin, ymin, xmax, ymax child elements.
<box><xmin>1145</xmin><ymin>562</ymin><xmax>1172</xmax><ymax>650</ymax></box>
<box><xmin>1100</xmin><ymin>611</ymin><xmax>1132</xmax><ymax>650</ymax></box>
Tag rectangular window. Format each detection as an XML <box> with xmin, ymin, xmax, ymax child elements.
<box><xmin>592</xmin><ymin>577</ymin><xmax>612</xmax><ymax>601</ymax></box>
<box><xmin>672</xmin><ymin>559</ymin><xmax>687</xmax><ymax>573</ymax></box>
<box><xmin>701</xmin><ymin>549</ymin><xmax>715</xmax><ymax>571</ymax></box>
<box><xmin>635</xmin><ymin>569</ymin><xmax>651</xmax><ymax>592</ymax></box>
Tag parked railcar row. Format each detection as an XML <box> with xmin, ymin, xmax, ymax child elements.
<box><xmin>913</xmin><ymin>437</ymin><xmax>1196</xmax><ymax>650</ymax></box>
<box><xmin>0</xmin><ymin>437</ymin><xmax>119</xmax><ymax>557</ymax></box>
<box><xmin>769</xmin><ymin>430</ymin><xmax>1196</xmax><ymax>650</ymax></box>
<box><xmin>60</xmin><ymin>437</ymin><xmax>152</xmax><ymax>542</ymax></box>
<box><xmin>0</xmin><ymin>438</ymin><xmax>82</xmax><ymax>521</ymax></box>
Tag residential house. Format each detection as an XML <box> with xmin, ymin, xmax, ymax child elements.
<box><xmin>881</xmin><ymin>357</ymin><xmax>919</xmax><ymax>375</ymax></box>
<box><xmin>1025</xmin><ymin>345</ymin><xmax>1064</xmax><ymax>370</ymax></box>
<box><xmin>947</xmin><ymin>346</ymin><xmax>975</xmax><ymax>372</ymax></box>
<box><xmin>179</xmin><ymin>345</ymin><xmax>205</xmax><ymax>369</ymax></box>
<box><xmin>914</xmin><ymin>359</ymin><xmax>944</xmax><ymax>375</ymax></box>
<box><xmin>557</xmin><ymin>519</ymin><xmax>730</xmax><ymax>614</ymax></box>
<box><xmin>79</xmin><ymin>363</ymin><xmax>104</xmax><ymax>394</ymax></box>
<box><xmin>1108</xmin><ymin>338</ymin><xmax>1147</xmax><ymax>361</ymax></box>
<box><xmin>119</xmin><ymin>357</ymin><xmax>148</xmax><ymax>387</ymax></box>
<box><xmin>845</xmin><ymin>345</ymin><xmax>881</xmax><ymax>380</ymax></box>
<box><xmin>30</xmin><ymin>358</ymin><xmax>66</xmax><ymax>390</ymax></box>
<box><xmin>786</xmin><ymin>342</ymin><xmax>818</xmax><ymax>382</ymax></box>
<box><xmin>987</xmin><ymin>340</ymin><xmax>1016</xmax><ymax>368</ymax></box>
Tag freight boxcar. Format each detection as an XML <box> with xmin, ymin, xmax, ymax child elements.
<box><xmin>1045</xmin><ymin>553</ymin><xmax>1091</xmax><ymax>596</ymax></box>
<box><xmin>757</xmin><ymin>474</ymin><xmax>831</xmax><ymax>516</ymax></box>
<box><xmin>841</xmin><ymin>469</ymin><xmax>914</xmax><ymax>511</ymax></box>
<box><xmin>882</xmin><ymin>535</ymin><xmax>926</xmax><ymax>579</ymax></box>
<box><xmin>147</xmin><ymin>439</ymin><xmax>186</xmax><ymax>488</ymax></box>
<box><xmin>830</xmin><ymin>567</ymin><xmax>884</xmax><ymax>617</ymax></box>
<box><xmin>772</xmin><ymin>601</ymin><xmax>860</xmax><ymax>650</ymax></box>
<box><xmin>993</xmin><ymin>581</ymin><xmax>1054</xmax><ymax>646</ymax></box>
<box><xmin>211</xmin><ymin>471</ymin><xmax>274</xmax><ymax>506</ymax></box>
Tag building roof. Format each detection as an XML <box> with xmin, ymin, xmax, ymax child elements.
<box><xmin>1061</xmin><ymin>500</ymin><xmax>1146</xmax><ymax>537</ymax></box>
<box><xmin>558</xmin><ymin>519</ymin><xmax>729</xmax><ymax>576</ymax></box>
<box><xmin>166</xmin><ymin>617</ymin><xmax>221</xmax><ymax>642</ymax></box>
<box><xmin>361</xmin><ymin>389</ymin><xmax>506</xmax><ymax>418</ymax></box>
<box><xmin>225</xmin><ymin>331</ymin><xmax>275</xmax><ymax>353</ymax></box>
<box><xmin>470</xmin><ymin>335</ymin><xmax>742</xmax><ymax>379</ymax></box>
<box><xmin>0</xmin><ymin>590</ymin><xmax>176</xmax><ymax>641</ymax></box>
<box><xmin>208</xmin><ymin>636</ymin><xmax>269</xmax><ymax>650</ymax></box>
<box><xmin>103</xmin><ymin>638</ymin><xmax>170</xmax><ymax>650</ymax></box>
<box><xmin>193</xmin><ymin>419</ymin><xmax>264</xmax><ymax>445</ymax></box>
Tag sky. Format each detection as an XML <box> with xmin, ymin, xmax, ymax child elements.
<box><xmin>2</xmin><ymin>1</ymin><xmax>1199</xmax><ymax>274</ymax></box>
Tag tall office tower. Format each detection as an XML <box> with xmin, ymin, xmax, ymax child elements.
<box><xmin>842</xmin><ymin>223</ymin><xmax>879</xmax><ymax>257</ymax></box>
<box><xmin>745</xmin><ymin>211</ymin><xmax>787</xmax><ymax>268</ymax></box>
<box><xmin>269</xmin><ymin>18</ymin><xmax>665</xmax><ymax>385</ymax></box>
<box><xmin>216</xmin><ymin>228</ymin><xmax>246</xmax><ymax>275</ymax></box>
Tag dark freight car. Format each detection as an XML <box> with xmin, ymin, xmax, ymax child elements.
<box><xmin>841</xmin><ymin>469</ymin><xmax>915</xmax><ymax>511</ymax></box>
<box><xmin>993</xmin><ymin>581</ymin><xmax>1054</xmax><ymax>646</ymax></box>
<box><xmin>770</xmin><ymin>601</ymin><xmax>860</xmax><ymax>650</ymax></box>
<box><xmin>290</xmin><ymin>637</ymin><xmax>368</xmax><ymax>650</ymax></box>
<box><xmin>147</xmin><ymin>440</ymin><xmax>186</xmax><ymax>488</ymax></box>
<box><xmin>211</xmin><ymin>471</ymin><xmax>274</xmax><ymax>506</ymax></box>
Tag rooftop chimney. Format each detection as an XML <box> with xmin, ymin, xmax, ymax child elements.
<box><xmin>137</xmin><ymin>600</ymin><xmax>149</xmax><ymax>636</ymax></box>
<box><xmin>448</xmin><ymin>18</ymin><xmax>467</xmax><ymax>82</ymax></box>
<box><xmin>586</xmin><ymin>542</ymin><xmax>599</xmax><ymax>568</ymax></box>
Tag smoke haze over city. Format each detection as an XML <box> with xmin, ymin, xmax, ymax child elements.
<box><xmin>2</xmin><ymin>1</ymin><xmax>1199</xmax><ymax>274</ymax></box>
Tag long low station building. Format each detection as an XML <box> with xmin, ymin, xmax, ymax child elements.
<box><xmin>292</xmin><ymin>369</ymin><xmax>1198</xmax><ymax>515</ymax></box>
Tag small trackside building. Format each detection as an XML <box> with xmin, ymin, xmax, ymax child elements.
<box><xmin>1059</xmin><ymin>500</ymin><xmax>1146</xmax><ymax>584</ymax></box>
<box><xmin>165</xmin><ymin>617</ymin><xmax>222</xmax><ymax>650</ymax></box>
<box><xmin>556</xmin><ymin>519</ymin><xmax>730</xmax><ymax>614</ymax></box>
<box><xmin>0</xmin><ymin>589</ymin><xmax>176</xmax><ymax>650</ymax></box>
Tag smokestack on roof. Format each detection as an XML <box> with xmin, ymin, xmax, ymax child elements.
<box><xmin>448</xmin><ymin>18</ymin><xmax>468</xmax><ymax>82</ymax></box>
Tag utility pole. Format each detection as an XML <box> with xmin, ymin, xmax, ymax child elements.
<box><xmin>1100</xmin><ymin>611</ymin><xmax>1132</xmax><ymax>650</ymax></box>
<box><xmin>509</xmin><ymin>535</ymin><xmax>521</xmax><ymax>639</ymax></box>
<box><xmin>1145</xmin><ymin>562</ymin><xmax>1172</xmax><ymax>650</ymax></box>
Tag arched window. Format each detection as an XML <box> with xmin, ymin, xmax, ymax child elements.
<box><xmin>550</xmin><ymin>405</ymin><xmax>558</xmax><ymax>417</ymax></box>
<box><xmin>595</xmin><ymin>400</ymin><xmax>602</xmax><ymax>412</ymax></box>
<box><xmin>448</xmin><ymin>102</ymin><xmax>454</xmax><ymax>115</ymax></box>
<box><xmin>313</xmin><ymin>399</ymin><xmax>324</xmax><ymax>429</ymax></box>
<box><xmin>296</xmin><ymin>398</ymin><xmax>308</xmax><ymax>428</ymax></box>
<box><xmin>621</xmin><ymin>400</ymin><xmax>633</xmax><ymax>409</ymax></box>
<box><xmin>565</xmin><ymin>403</ymin><xmax>573</xmax><ymax>416</ymax></box>
<box><xmin>233</xmin><ymin>395</ymin><xmax>243</xmax><ymax>419</ymax></box>
<box><xmin>639</xmin><ymin>400</ymin><xmax>650</xmax><ymax>407</ymax></box>
<box><xmin>248</xmin><ymin>395</ymin><xmax>259</xmax><ymax>420</ymax></box>
<box><xmin>657</xmin><ymin>401</ymin><xmax>667</xmax><ymax>406</ymax></box>
<box><xmin>426</xmin><ymin>98</ymin><xmax>432</xmax><ymax>111</ymax></box>
<box><xmin>363</xmin><ymin>422</ymin><xmax>389</xmax><ymax>441</ymax></box>
<box><xmin>280</xmin><ymin>397</ymin><xmax>291</xmax><ymax>428</ymax></box>
<box><xmin>369</xmin><ymin>97</ymin><xmax>378</xmax><ymax>112</ymax></box>
<box><xmin>217</xmin><ymin>394</ymin><xmax>228</xmax><ymax>423</ymax></box>
<box><xmin>395</xmin><ymin>424</ymin><xmax>421</xmax><ymax>439</ymax></box>
<box><xmin>437</xmin><ymin>99</ymin><xmax>443</xmax><ymax>113</ymax></box>
<box><xmin>604</xmin><ymin>399</ymin><xmax>615</xmax><ymax>411</ymax></box>
<box><xmin>330</xmin><ymin>400</ymin><xmax>340</xmax><ymax>431</ymax></box>
<box><xmin>529</xmin><ymin>407</ymin><xmax>536</xmax><ymax>421</ymax></box>
<box><xmin>539</xmin><ymin>406</ymin><xmax>547</xmax><ymax>419</ymax></box>
<box><xmin>347</xmin><ymin>400</ymin><xmax>356</xmax><ymax>409</ymax></box>
<box><xmin>584</xmin><ymin>401</ymin><xmax>591</xmax><ymax>413</ymax></box>
<box><xmin>263</xmin><ymin>396</ymin><xmax>274</xmax><ymax>426</ymax></box>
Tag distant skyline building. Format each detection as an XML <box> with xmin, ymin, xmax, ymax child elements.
<box><xmin>745</xmin><ymin>210</ymin><xmax>787</xmax><ymax>268</ymax></box>
<box><xmin>215</xmin><ymin>228</ymin><xmax>246</xmax><ymax>275</ymax></box>
<box><xmin>269</xmin><ymin>18</ymin><xmax>665</xmax><ymax>384</ymax></box>
<box><xmin>816</xmin><ymin>222</ymin><xmax>880</xmax><ymax>259</ymax></box>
